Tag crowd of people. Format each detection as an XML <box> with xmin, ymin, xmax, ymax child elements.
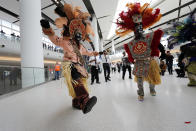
<box><xmin>87</xmin><ymin>50</ymin><xmax>176</xmax><ymax>86</ymax></box>
<box><xmin>0</xmin><ymin>30</ymin><xmax>20</xmax><ymax>38</ymax></box>
<box><xmin>88</xmin><ymin>51</ymin><xmax>133</xmax><ymax>85</ymax></box>
<box><xmin>0</xmin><ymin>29</ymin><xmax>63</xmax><ymax>53</ymax></box>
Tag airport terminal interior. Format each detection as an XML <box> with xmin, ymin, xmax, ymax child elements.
<box><xmin>0</xmin><ymin>0</ymin><xmax>196</xmax><ymax>131</ymax></box>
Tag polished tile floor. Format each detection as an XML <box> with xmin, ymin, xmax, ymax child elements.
<box><xmin>0</xmin><ymin>72</ymin><xmax>196</xmax><ymax>131</ymax></box>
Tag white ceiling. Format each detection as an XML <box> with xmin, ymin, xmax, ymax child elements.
<box><xmin>104</xmin><ymin>0</ymin><xmax>196</xmax><ymax>50</ymax></box>
<box><xmin>90</xmin><ymin>0</ymin><xmax>119</xmax><ymax>41</ymax></box>
<box><xmin>0</xmin><ymin>0</ymin><xmax>195</xmax><ymax>50</ymax></box>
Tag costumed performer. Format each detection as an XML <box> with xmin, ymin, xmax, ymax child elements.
<box><xmin>168</xmin><ymin>8</ymin><xmax>196</xmax><ymax>86</ymax></box>
<box><xmin>116</xmin><ymin>2</ymin><xmax>164</xmax><ymax>101</ymax></box>
<box><xmin>40</xmin><ymin>3</ymin><xmax>98</xmax><ymax>113</ymax></box>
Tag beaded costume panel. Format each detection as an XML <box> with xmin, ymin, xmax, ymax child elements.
<box><xmin>128</xmin><ymin>34</ymin><xmax>153</xmax><ymax>77</ymax></box>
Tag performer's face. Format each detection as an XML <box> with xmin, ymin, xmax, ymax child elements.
<box><xmin>132</xmin><ymin>14</ymin><xmax>144</xmax><ymax>38</ymax></box>
<box><xmin>134</xmin><ymin>23</ymin><xmax>143</xmax><ymax>38</ymax></box>
<box><xmin>74</xmin><ymin>32</ymin><xmax>82</xmax><ymax>41</ymax></box>
<box><xmin>62</xmin><ymin>25</ymin><xmax>70</xmax><ymax>37</ymax></box>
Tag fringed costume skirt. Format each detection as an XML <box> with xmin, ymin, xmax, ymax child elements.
<box><xmin>62</xmin><ymin>61</ymin><xmax>89</xmax><ymax>98</ymax></box>
<box><xmin>134</xmin><ymin>59</ymin><xmax>161</xmax><ymax>85</ymax></box>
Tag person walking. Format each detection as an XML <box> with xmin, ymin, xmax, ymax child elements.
<box><xmin>117</xmin><ymin>62</ymin><xmax>122</xmax><ymax>73</ymax></box>
<box><xmin>100</xmin><ymin>50</ymin><xmax>111</xmax><ymax>82</ymax></box>
<box><xmin>54</xmin><ymin>62</ymin><xmax>61</xmax><ymax>80</ymax></box>
<box><xmin>122</xmin><ymin>52</ymin><xmax>132</xmax><ymax>80</ymax></box>
<box><xmin>111</xmin><ymin>62</ymin><xmax>116</xmax><ymax>73</ymax></box>
<box><xmin>89</xmin><ymin>56</ymin><xmax>101</xmax><ymax>85</ymax></box>
<box><xmin>166</xmin><ymin>51</ymin><xmax>174</xmax><ymax>75</ymax></box>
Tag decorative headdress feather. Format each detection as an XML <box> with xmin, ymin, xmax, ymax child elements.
<box><xmin>54</xmin><ymin>3</ymin><xmax>94</xmax><ymax>42</ymax></box>
<box><xmin>116</xmin><ymin>2</ymin><xmax>162</xmax><ymax>37</ymax></box>
<box><xmin>63</xmin><ymin>4</ymin><xmax>74</xmax><ymax>20</ymax></box>
<box><xmin>167</xmin><ymin>8</ymin><xmax>196</xmax><ymax>49</ymax></box>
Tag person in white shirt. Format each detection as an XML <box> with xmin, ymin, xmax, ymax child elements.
<box><xmin>89</xmin><ymin>56</ymin><xmax>101</xmax><ymax>85</ymax></box>
<box><xmin>100</xmin><ymin>50</ymin><xmax>111</xmax><ymax>82</ymax></box>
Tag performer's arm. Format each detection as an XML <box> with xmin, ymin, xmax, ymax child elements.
<box><xmin>48</xmin><ymin>35</ymin><xmax>63</xmax><ymax>48</ymax></box>
<box><xmin>124</xmin><ymin>43</ymin><xmax>134</xmax><ymax>63</ymax></box>
<box><xmin>40</xmin><ymin>19</ymin><xmax>63</xmax><ymax>47</ymax></box>
<box><xmin>151</xmin><ymin>29</ymin><xmax>164</xmax><ymax>57</ymax></box>
<box><xmin>89</xmin><ymin>57</ymin><xmax>96</xmax><ymax>63</ymax></box>
<box><xmin>89</xmin><ymin>59</ymin><xmax>96</xmax><ymax>63</ymax></box>
<box><xmin>64</xmin><ymin>51</ymin><xmax>72</xmax><ymax>59</ymax></box>
<box><xmin>80</xmin><ymin>44</ymin><xmax>98</xmax><ymax>56</ymax></box>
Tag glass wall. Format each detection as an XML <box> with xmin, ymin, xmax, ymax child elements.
<box><xmin>0</xmin><ymin>19</ymin><xmax>63</xmax><ymax>95</ymax></box>
<box><xmin>0</xmin><ymin>66</ymin><xmax>22</xmax><ymax>95</ymax></box>
<box><xmin>0</xmin><ymin>66</ymin><xmax>56</xmax><ymax>95</ymax></box>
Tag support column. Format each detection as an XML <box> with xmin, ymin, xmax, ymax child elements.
<box><xmin>99</xmin><ymin>38</ymin><xmax>103</xmax><ymax>52</ymax></box>
<box><xmin>92</xmin><ymin>16</ymin><xmax>99</xmax><ymax>52</ymax></box>
<box><xmin>112</xmin><ymin>39</ymin><xmax>116</xmax><ymax>54</ymax></box>
<box><xmin>20</xmin><ymin>0</ymin><xmax>45</xmax><ymax>88</ymax></box>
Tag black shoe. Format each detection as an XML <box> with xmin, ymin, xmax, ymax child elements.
<box><xmin>122</xmin><ymin>78</ymin><xmax>125</xmax><ymax>80</ymax></box>
<box><xmin>82</xmin><ymin>96</ymin><xmax>97</xmax><ymax>114</ymax></box>
<box><xmin>107</xmin><ymin>78</ymin><xmax>111</xmax><ymax>81</ymax></box>
<box><xmin>96</xmin><ymin>82</ymin><xmax>101</xmax><ymax>84</ymax></box>
<box><xmin>129</xmin><ymin>77</ymin><xmax>132</xmax><ymax>79</ymax></box>
<box><xmin>91</xmin><ymin>82</ymin><xmax>94</xmax><ymax>85</ymax></box>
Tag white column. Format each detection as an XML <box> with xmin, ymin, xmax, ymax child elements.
<box><xmin>112</xmin><ymin>39</ymin><xmax>115</xmax><ymax>54</ymax></box>
<box><xmin>92</xmin><ymin>16</ymin><xmax>99</xmax><ymax>52</ymax></box>
<box><xmin>20</xmin><ymin>0</ymin><xmax>45</xmax><ymax>88</ymax></box>
<box><xmin>99</xmin><ymin>38</ymin><xmax>103</xmax><ymax>52</ymax></box>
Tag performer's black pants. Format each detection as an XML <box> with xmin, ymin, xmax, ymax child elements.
<box><xmin>103</xmin><ymin>63</ymin><xmax>110</xmax><ymax>81</ymax></box>
<box><xmin>91</xmin><ymin>66</ymin><xmax>99</xmax><ymax>83</ymax></box>
<box><xmin>122</xmin><ymin>65</ymin><xmax>132</xmax><ymax>79</ymax></box>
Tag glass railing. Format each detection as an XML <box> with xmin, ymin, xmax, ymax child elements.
<box><xmin>0</xmin><ymin>32</ymin><xmax>64</xmax><ymax>54</ymax></box>
<box><xmin>21</xmin><ymin>67</ymin><xmax>45</xmax><ymax>88</ymax></box>
<box><xmin>0</xmin><ymin>66</ymin><xmax>61</xmax><ymax>95</ymax></box>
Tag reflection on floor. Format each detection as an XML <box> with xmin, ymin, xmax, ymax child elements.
<box><xmin>0</xmin><ymin>72</ymin><xmax>195</xmax><ymax>131</ymax></box>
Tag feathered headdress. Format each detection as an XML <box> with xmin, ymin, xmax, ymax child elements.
<box><xmin>116</xmin><ymin>3</ymin><xmax>162</xmax><ymax>36</ymax></box>
<box><xmin>54</xmin><ymin>4</ymin><xmax>94</xmax><ymax>42</ymax></box>
<box><xmin>167</xmin><ymin>8</ymin><xmax>196</xmax><ymax>49</ymax></box>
